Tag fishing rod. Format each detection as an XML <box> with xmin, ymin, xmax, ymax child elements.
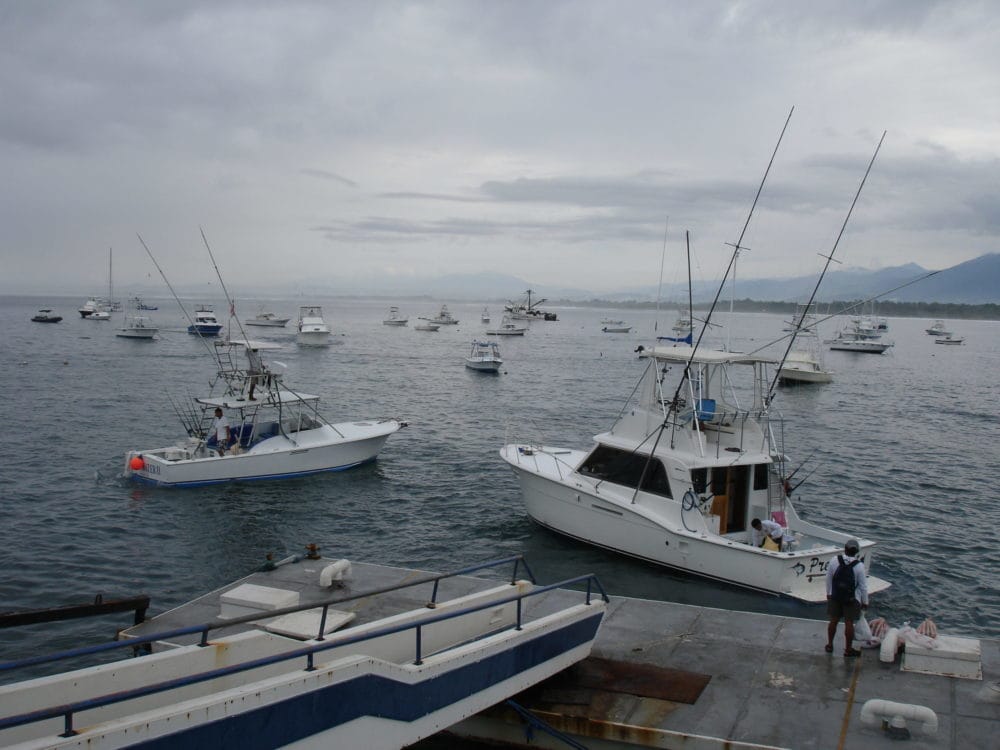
<box><xmin>765</xmin><ymin>131</ymin><xmax>886</xmax><ymax>399</ymax></box>
<box><xmin>136</xmin><ymin>233</ymin><xmax>218</xmax><ymax>361</ymax></box>
<box><xmin>668</xmin><ymin>105</ymin><xmax>795</xmax><ymax>412</ymax></box>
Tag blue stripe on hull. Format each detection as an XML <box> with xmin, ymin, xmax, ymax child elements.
<box><xmin>127</xmin><ymin>612</ymin><xmax>602</xmax><ymax>749</ymax></box>
<box><xmin>131</xmin><ymin>457</ymin><xmax>377</xmax><ymax>488</ymax></box>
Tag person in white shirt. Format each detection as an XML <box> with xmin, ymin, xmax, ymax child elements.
<box><xmin>211</xmin><ymin>407</ymin><xmax>230</xmax><ymax>456</ymax></box>
<box><xmin>825</xmin><ymin>539</ymin><xmax>869</xmax><ymax>656</ymax></box>
<box><xmin>750</xmin><ymin>518</ymin><xmax>784</xmax><ymax>549</ymax></box>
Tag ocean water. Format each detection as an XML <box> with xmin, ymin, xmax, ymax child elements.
<box><xmin>1</xmin><ymin>295</ymin><xmax>997</xmax><ymax>665</ymax></box>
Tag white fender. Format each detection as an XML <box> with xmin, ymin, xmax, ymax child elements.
<box><xmin>860</xmin><ymin>699</ymin><xmax>937</xmax><ymax>735</ymax></box>
<box><xmin>879</xmin><ymin>627</ymin><xmax>900</xmax><ymax>663</ymax></box>
<box><xmin>319</xmin><ymin>559</ymin><xmax>352</xmax><ymax>587</ymax></box>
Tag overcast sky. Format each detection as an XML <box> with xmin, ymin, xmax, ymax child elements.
<box><xmin>2</xmin><ymin>1</ymin><xmax>998</xmax><ymax>296</ymax></box>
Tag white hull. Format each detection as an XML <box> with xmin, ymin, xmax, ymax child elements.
<box><xmin>245</xmin><ymin>320</ymin><xmax>289</xmax><ymax>327</ymax></box>
<box><xmin>829</xmin><ymin>339</ymin><xmax>891</xmax><ymax>353</ymax></box>
<box><xmin>465</xmin><ymin>359</ymin><xmax>501</xmax><ymax>373</ymax></box>
<box><xmin>601</xmin><ymin>326</ymin><xmax>631</xmax><ymax>333</ymax></box>
<box><xmin>415</xmin><ymin>324</ymin><xmax>440</xmax><ymax>332</ymax></box>
<box><xmin>383</xmin><ymin>320</ymin><xmax>408</xmax><ymax>326</ymax></box>
<box><xmin>297</xmin><ymin>331</ymin><xmax>331</xmax><ymax>346</ymax></box>
<box><xmin>116</xmin><ymin>328</ymin><xmax>158</xmax><ymax>339</ymax></box>
<box><xmin>126</xmin><ymin>422</ymin><xmax>401</xmax><ymax>487</ymax></box>
<box><xmin>500</xmin><ymin>444</ymin><xmax>889</xmax><ymax>603</ymax></box>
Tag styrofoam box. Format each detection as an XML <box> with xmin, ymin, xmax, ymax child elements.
<box><xmin>220</xmin><ymin>583</ymin><xmax>301</xmax><ymax>619</ymax></box>
<box><xmin>902</xmin><ymin>634</ymin><xmax>982</xmax><ymax>680</ymax></box>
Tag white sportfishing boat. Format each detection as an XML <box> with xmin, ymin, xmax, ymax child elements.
<box><xmin>420</xmin><ymin>304</ymin><xmax>459</xmax><ymax>325</ymax></box>
<box><xmin>383</xmin><ymin>306</ymin><xmax>408</xmax><ymax>326</ymax></box>
<box><xmin>925</xmin><ymin>320</ymin><xmax>951</xmax><ymax>336</ymax></box>
<box><xmin>481</xmin><ymin>307</ymin><xmax>491</xmax><ymax>323</ymax></box>
<box><xmin>827</xmin><ymin>321</ymin><xmax>893</xmax><ymax>353</ymax></box>
<box><xmin>116</xmin><ymin>297</ymin><xmax>158</xmax><ymax>339</ymax></box>
<box><xmin>187</xmin><ymin>306</ymin><xmax>223</xmax><ymax>336</ymax></box>
<box><xmin>934</xmin><ymin>334</ymin><xmax>964</xmax><ymax>345</ymax></box>
<box><xmin>124</xmin><ymin>339</ymin><xmax>404</xmax><ymax>487</ymax></box>
<box><xmin>777</xmin><ymin>349</ymin><xmax>833</xmax><ymax>384</ymax></box>
<box><xmin>297</xmin><ymin>305</ymin><xmax>332</xmax><ymax>346</ymax></box>
<box><xmin>245</xmin><ymin>310</ymin><xmax>290</xmax><ymax>328</ymax></box>
<box><xmin>465</xmin><ymin>340</ymin><xmax>503</xmax><ymax>373</ymax></box>
<box><xmin>601</xmin><ymin>320</ymin><xmax>631</xmax><ymax>333</ymax></box>
<box><xmin>500</xmin><ymin>344</ymin><xmax>890</xmax><ymax>603</ymax></box>
<box><xmin>0</xmin><ymin>554</ymin><xmax>606</xmax><ymax>750</ymax></box>
<box><xmin>486</xmin><ymin>315</ymin><xmax>527</xmax><ymax>336</ymax></box>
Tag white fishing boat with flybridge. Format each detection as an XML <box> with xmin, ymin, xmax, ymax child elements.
<box><xmin>465</xmin><ymin>340</ymin><xmax>503</xmax><ymax>373</ymax></box>
<box><xmin>297</xmin><ymin>305</ymin><xmax>332</xmax><ymax>346</ymax></box>
<box><xmin>124</xmin><ymin>338</ymin><xmax>404</xmax><ymax>487</ymax></box>
<box><xmin>245</xmin><ymin>310</ymin><xmax>290</xmax><ymax>328</ymax></box>
<box><xmin>500</xmin><ymin>344</ymin><xmax>890</xmax><ymax>602</ymax></box>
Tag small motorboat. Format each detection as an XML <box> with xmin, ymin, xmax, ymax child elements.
<box><xmin>601</xmin><ymin>320</ymin><xmax>631</xmax><ymax>333</ymax></box>
<box><xmin>486</xmin><ymin>315</ymin><xmax>527</xmax><ymax>336</ymax></box>
<box><xmin>383</xmin><ymin>306</ymin><xmax>408</xmax><ymax>326</ymax></box>
<box><xmin>88</xmin><ymin>308</ymin><xmax>112</xmax><ymax>321</ymax></box>
<box><xmin>414</xmin><ymin>323</ymin><xmax>440</xmax><ymax>332</ymax></box>
<box><xmin>934</xmin><ymin>335</ymin><xmax>964</xmax><ymax>345</ymax></box>
<box><xmin>116</xmin><ymin>296</ymin><xmax>159</xmax><ymax>339</ymax></box>
<box><xmin>31</xmin><ymin>309</ymin><xmax>62</xmax><ymax>323</ymax></box>
<box><xmin>481</xmin><ymin>307</ymin><xmax>491</xmax><ymax>323</ymax></box>
<box><xmin>187</xmin><ymin>306</ymin><xmax>223</xmax><ymax>336</ymax></box>
<box><xmin>245</xmin><ymin>310</ymin><xmax>290</xmax><ymax>328</ymax></box>
<box><xmin>465</xmin><ymin>340</ymin><xmax>503</xmax><ymax>373</ymax></box>
<box><xmin>297</xmin><ymin>305</ymin><xmax>332</xmax><ymax>346</ymax></box>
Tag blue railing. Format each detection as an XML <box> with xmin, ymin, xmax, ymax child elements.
<box><xmin>0</xmin><ymin>555</ymin><xmax>608</xmax><ymax>737</ymax></box>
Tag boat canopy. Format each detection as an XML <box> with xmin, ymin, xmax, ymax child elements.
<box><xmin>196</xmin><ymin>389</ymin><xmax>320</xmax><ymax>409</ymax></box>
<box><xmin>646</xmin><ymin>345</ymin><xmax>777</xmax><ymax>366</ymax></box>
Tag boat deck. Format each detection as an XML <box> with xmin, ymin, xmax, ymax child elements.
<box><xmin>121</xmin><ymin>556</ymin><xmax>584</xmax><ymax>648</ymax></box>
<box><xmin>446</xmin><ymin>589</ymin><xmax>998</xmax><ymax>749</ymax></box>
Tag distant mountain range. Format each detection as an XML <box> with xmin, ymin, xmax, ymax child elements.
<box><xmin>316</xmin><ymin>253</ymin><xmax>999</xmax><ymax>305</ymax></box>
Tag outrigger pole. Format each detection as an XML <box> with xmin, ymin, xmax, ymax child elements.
<box><xmin>668</xmin><ymin>105</ymin><xmax>795</xmax><ymax>414</ymax></box>
<box><xmin>136</xmin><ymin>233</ymin><xmax>217</xmax><ymax>361</ymax></box>
<box><xmin>765</xmin><ymin>131</ymin><xmax>887</xmax><ymax>400</ymax></box>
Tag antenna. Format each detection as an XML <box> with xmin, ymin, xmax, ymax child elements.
<box><xmin>654</xmin><ymin>218</ymin><xmax>668</xmax><ymax>334</ymax></box>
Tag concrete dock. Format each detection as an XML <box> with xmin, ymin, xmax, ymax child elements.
<box><xmin>119</xmin><ymin>556</ymin><xmax>998</xmax><ymax>749</ymax></box>
<box><xmin>442</xmin><ymin>589</ymin><xmax>999</xmax><ymax>749</ymax></box>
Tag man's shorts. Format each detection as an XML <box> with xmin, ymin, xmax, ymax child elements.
<box><xmin>827</xmin><ymin>598</ymin><xmax>861</xmax><ymax>621</ymax></box>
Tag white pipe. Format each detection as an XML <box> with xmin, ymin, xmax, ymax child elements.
<box><xmin>860</xmin><ymin>699</ymin><xmax>938</xmax><ymax>735</ymax></box>
<box><xmin>319</xmin><ymin>559</ymin><xmax>352</xmax><ymax>587</ymax></box>
<box><xmin>879</xmin><ymin>627</ymin><xmax>900</xmax><ymax>663</ymax></box>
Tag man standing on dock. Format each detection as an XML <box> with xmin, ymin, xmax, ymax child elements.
<box><xmin>825</xmin><ymin>539</ymin><xmax>869</xmax><ymax>657</ymax></box>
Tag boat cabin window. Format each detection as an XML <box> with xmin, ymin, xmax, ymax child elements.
<box><xmin>579</xmin><ymin>446</ymin><xmax>672</xmax><ymax>498</ymax></box>
<box><xmin>753</xmin><ymin>463</ymin><xmax>769</xmax><ymax>491</ymax></box>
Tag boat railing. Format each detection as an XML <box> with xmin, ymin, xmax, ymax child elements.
<box><xmin>0</xmin><ymin>555</ymin><xmax>608</xmax><ymax>737</ymax></box>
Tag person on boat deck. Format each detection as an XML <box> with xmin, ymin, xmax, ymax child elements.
<box><xmin>211</xmin><ymin>407</ymin><xmax>230</xmax><ymax>456</ymax></box>
<box><xmin>750</xmin><ymin>518</ymin><xmax>784</xmax><ymax>550</ymax></box>
<box><xmin>246</xmin><ymin>347</ymin><xmax>265</xmax><ymax>400</ymax></box>
<box><xmin>825</xmin><ymin>539</ymin><xmax>869</xmax><ymax>657</ymax></box>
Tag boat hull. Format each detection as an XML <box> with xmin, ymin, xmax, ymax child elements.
<box><xmin>245</xmin><ymin>320</ymin><xmax>289</xmax><ymax>328</ymax></box>
<box><xmin>126</xmin><ymin>421</ymin><xmax>402</xmax><ymax>487</ymax></box>
<box><xmin>297</xmin><ymin>331</ymin><xmax>331</xmax><ymax>346</ymax></box>
<box><xmin>500</xmin><ymin>444</ymin><xmax>888</xmax><ymax>603</ymax></box>
<box><xmin>465</xmin><ymin>360</ymin><xmax>501</xmax><ymax>373</ymax></box>
<box><xmin>778</xmin><ymin>366</ymin><xmax>832</xmax><ymax>384</ymax></box>
<box><xmin>187</xmin><ymin>325</ymin><xmax>222</xmax><ymax>336</ymax></box>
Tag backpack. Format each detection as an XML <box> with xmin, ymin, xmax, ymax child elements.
<box><xmin>832</xmin><ymin>555</ymin><xmax>860</xmax><ymax>603</ymax></box>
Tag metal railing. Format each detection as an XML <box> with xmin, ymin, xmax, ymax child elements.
<box><xmin>0</xmin><ymin>556</ymin><xmax>608</xmax><ymax>738</ymax></box>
